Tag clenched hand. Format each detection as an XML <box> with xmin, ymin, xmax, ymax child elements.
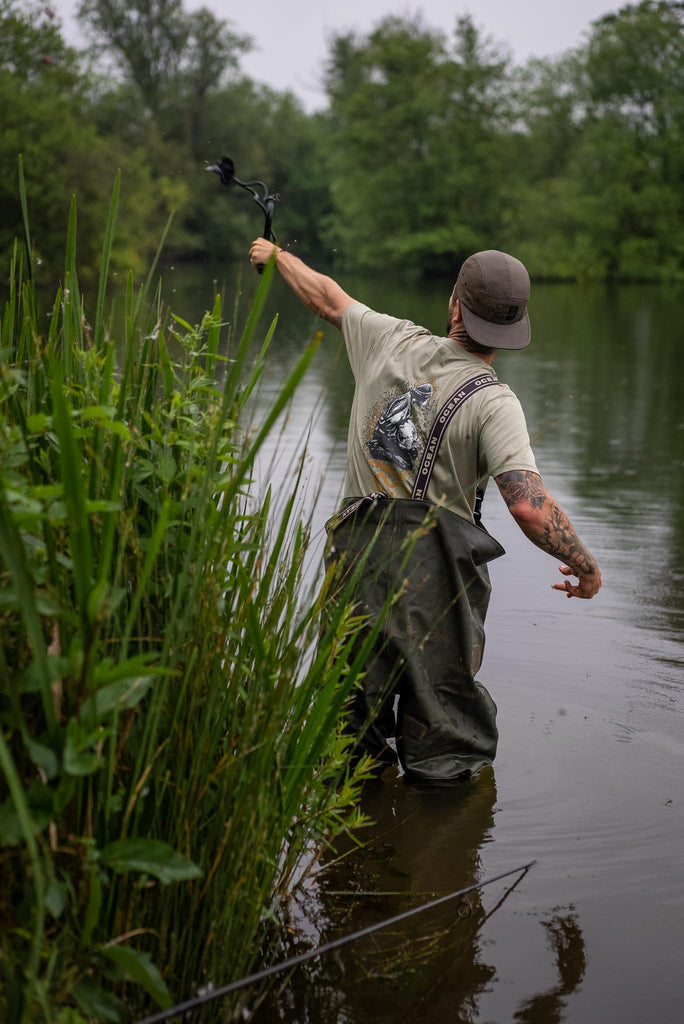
<box><xmin>249</xmin><ymin>238</ymin><xmax>280</xmax><ymax>270</ymax></box>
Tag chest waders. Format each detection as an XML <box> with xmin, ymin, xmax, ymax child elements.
<box><xmin>325</xmin><ymin>376</ymin><xmax>505</xmax><ymax>784</ymax></box>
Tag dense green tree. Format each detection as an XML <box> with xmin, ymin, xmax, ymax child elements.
<box><xmin>584</xmin><ymin>1</ymin><xmax>684</xmax><ymax>138</ymax></box>
<box><xmin>78</xmin><ymin>0</ymin><xmax>251</xmax><ymax>141</ymax></box>
<box><xmin>504</xmin><ymin>1</ymin><xmax>684</xmax><ymax>280</ymax></box>
<box><xmin>321</xmin><ymin>15</ymin><xmax>448</xmax><ymax>267</ymax></box>
<box><xmin>0</xmin><ymin>1</ymin><xmax>169</xmax><ymax>285</ymax></box>
<box><xmin>439</xmin><ymin>16</ymin><xmax>513</xmax><ymax>257</ymax></box>
<box><xmin>502</xmin><ymin>53</ymin><xmax>597</xmax><ymax>279</ymax></box>
<box><xmin>198</xmin><ymin>86</ymin><xmax>332</xmax><ymax>260</ymax></box>
<box><xmin>140</xmin><ymin>77</ymin><xmax>332</xmax><ymax>263</ymax></box>
<box><xmin>322</xmin><ymin>14</ymin><xmax>512</xmax><ymax>271</ymax></box>
<box><xmin>75</xmin><ymin>0</ymin><xmax>330</xmax><ymax>262</ymax></box>
<box><xmin>509</xmin><ymin>55</ymin><xmax>584</xmax><ymax>184</ymax></box>
<box><xmin>320</xmin><ymin>2</ymin><xmax>684</xmax><ymax>280</ymax></box>
<box><xmin>580</xmin><ymin>1</ymin><xmax>684</xmax><ymax>277</ymax></box>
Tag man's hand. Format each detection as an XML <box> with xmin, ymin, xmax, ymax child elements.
<box><xmin>552</xmin><ymin>564</ymin><xmax>602</xmax><ymax>600</ymax></box>
<box><xmin>249</xmin><ymin>238</ymin><xmax>279</xmax><ymax>271</ymax></box>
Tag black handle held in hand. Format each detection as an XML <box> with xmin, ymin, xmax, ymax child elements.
<box><xmin>206</xmin><ymin>156</ymin><xmax>278</xmax><ymax>272</ymax></box>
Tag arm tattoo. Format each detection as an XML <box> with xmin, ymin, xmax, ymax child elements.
<box><xmin>326</xmin><ymin>312</ymin><xmax>343</xmax><ymax>329</ymax></box>
<box><xmin>497</xmin><ymin>470</ymin><xmax>547</xmax><ymax>510</ymax></box>
<box><xmin>541</xmin><ymin>506</ymin><xmax>598</xmax><ymax>574</ymax></box>
<box><xmin>496</xmin><ymin>470</ymin><xmax>598</xmax><ymax>575</ymax></box>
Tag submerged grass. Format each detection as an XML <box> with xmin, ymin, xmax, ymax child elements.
<box><xmin>0</xmin><ymin>172</ymin><xmax>380</xmax><ymax>1021</ymax></box>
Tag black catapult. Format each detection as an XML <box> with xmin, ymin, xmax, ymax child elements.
<box><xmin>206</xmin><ymin>156</ymin><xmax>279</xmax><ymax>246</ymax></box>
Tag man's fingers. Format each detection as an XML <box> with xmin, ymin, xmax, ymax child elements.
<box><xmin>553</xmin><ymin>565</ymin><xmax>601</xmax><ymax>599</ymax></box>
<box><xmin>554</xmin><ymin>566</ymin><xmax>577</xmax><ymax>596</ymax></box>
<box><xmin>249</xmin><ymin>242</ymin><xmax>266</xmax><ymax>272</ymax></box>
<box><xmin>249</xmin><ymin>239</ymin><xmax>277</xmax><ymax>259</ymax></box>
<box><xmin>553</xmin><ymin>581</ymin><xmax>598</xmax><ymax>599</ymax></box>
<box><xmin>249</xmin><ymin>240</ymin><xmax>265</xmax><ymax>261</ymax></box>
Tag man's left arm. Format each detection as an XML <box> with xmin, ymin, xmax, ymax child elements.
<box><xmin>495</xmin><ymin>469</ymin><xmax>602</xmax><ymax>599</ymax></box>
<box><xmin>249</xmin><ymin>239</ymin><xmax>355</xmax><ymax>329</ymax></box>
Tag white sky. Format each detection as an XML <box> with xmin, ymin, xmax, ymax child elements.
<box><xmin>54</xmin><ymin>0</ymin><xmax>620</xmax><ymax>111</ymax></box>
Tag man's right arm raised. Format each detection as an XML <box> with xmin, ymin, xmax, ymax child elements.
<box><xmin>249</xmin><ymin>239</ymin><xmax>355</xmax><ymax>329</ymax></box>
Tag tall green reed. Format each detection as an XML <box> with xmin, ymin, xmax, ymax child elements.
<box><xmin>0</xmin><ymin>171</ymin><xmax>382</xmax><ymax>1022</ymax></box>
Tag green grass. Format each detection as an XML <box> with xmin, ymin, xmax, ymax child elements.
<box><xmin>0</xmin><ymin>170</ymin><xmax>380</xmax><ymax>1022</ymax></box>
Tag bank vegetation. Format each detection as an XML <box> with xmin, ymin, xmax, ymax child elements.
<box><xmin>0</xmin><ymin>174</ymin><xmax>380</xmax><ymax>1020</ymax></box>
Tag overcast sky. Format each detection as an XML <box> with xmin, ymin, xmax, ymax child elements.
<box><xmin>54</xmin><ymin>0</ymin><xmax>620</xmax><ymax>111</ymax></box>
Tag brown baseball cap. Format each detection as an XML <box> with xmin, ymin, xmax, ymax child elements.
<box><xmin>455</xmin><ymin>249</ymin><xmax>531</xmax><ymax>349</ymax></box>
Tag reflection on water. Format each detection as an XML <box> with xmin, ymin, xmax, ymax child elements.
<box><xmin>513</xmin><ymin>912</ymin><xmax>586</xmax><ymax>1024</ymax></box>
<box><xmin>163</xmin><ymin>264</ymin><xmax>684</xmax><ymax>1022</ymax></box>
<box><xmin>255</xmin><ymin>771</ymin><xmax>500</xmax><ymax>1023</ymax></box>
<box><xmin>252</xmin><ymin>770</ymin><xmax>586</xmax><ymax>1024</ymax></box>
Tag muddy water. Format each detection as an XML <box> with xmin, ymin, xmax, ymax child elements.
<box><xmin>172</xmin><ymin>267</ymin><xmax>684</xmax><ymax>1022</ymax></box>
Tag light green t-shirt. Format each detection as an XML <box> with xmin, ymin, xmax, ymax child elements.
<box><xmin>341</xmin><ymin>303</ymin><xmax>538</xmax><ymax>523</ymax></box>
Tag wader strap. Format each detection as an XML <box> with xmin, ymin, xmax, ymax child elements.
<box><xmin>473</xmin><ymin>487</ymin><xmax>485</xmax><ymax>526</ymax></box>
<box><xmin>411</xmin><ymin>375</ymin><xmax>502</xmax><ymax>501</ymax></box>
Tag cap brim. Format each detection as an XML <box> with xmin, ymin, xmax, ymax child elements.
<box><xmin>461</xmin><ymin>303</ymin><xmax>531</xmax><ymax>350</ymax></box>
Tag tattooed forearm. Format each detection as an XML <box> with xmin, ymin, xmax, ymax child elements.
<box><xmin>496</xmin><ymin>470</ymin><xmax>547</xmax><ymax>511</ymax></box>
<box><xmin>495</xmin><ymin>470</ymin><xmax>599</xmax><ymax>576</ymax></box>
<box><xmin>539</xmin><ymin>505</ymin><xmax>598</xmax><ymax>574</ymax></box>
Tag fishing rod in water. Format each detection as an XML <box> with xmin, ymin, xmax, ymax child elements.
<box><xmin>206</xmin><ymin>156</ymin><xmax>279</xmax><ymax>272</ymax></box>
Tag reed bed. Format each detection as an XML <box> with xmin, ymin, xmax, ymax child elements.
<box><xmin>0</xmin><ymin>170</ymin><xmax>379</xmax><ymax>1022</ymax></box>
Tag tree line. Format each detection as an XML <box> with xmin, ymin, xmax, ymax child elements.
<box><xmin>2</xmin><ymin>0</ymin><xmax>683</xmax><ymax>284</ymax></box>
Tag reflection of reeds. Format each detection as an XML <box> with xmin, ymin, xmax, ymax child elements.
<box><xmin>0</xmin><ymin>170</ymin><xmax>379</xmax><ymax>1020</ymax></box>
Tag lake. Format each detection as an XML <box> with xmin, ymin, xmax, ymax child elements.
<box><xmin>167</xmin><ymin>262</ymin><xmax>684</xmax><ymax>1023</ymax></box>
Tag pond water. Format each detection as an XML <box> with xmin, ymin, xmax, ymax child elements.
<box><xmin>167</xmin><ymin>262</ymin><xmax>684</xmax><ymax>1023</ymax></box>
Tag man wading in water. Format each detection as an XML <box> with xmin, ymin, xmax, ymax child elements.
<box><xmin>249</xmin><ymin>240</ymin><xmax>602</xmax><ymax>784</ymax></box>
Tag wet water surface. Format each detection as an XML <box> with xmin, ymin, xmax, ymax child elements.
<box><xmin>172</xmin><ymin>267</ymin><xmax>684</xmax><ymax>1022</ymax></box>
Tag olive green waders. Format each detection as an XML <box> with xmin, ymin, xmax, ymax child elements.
<box><xmin>325</xmin><ymin>497</ymin><xmax>504</xmax><ymax>783</ymax></box>
<box><xmin>325</xmin><ymin>374</ymin><xmax>506</xmax><ymax>784</ymax></box>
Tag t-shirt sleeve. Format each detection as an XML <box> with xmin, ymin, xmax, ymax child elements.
<box><xmin>478</xmin><ymin>387</ymin><xmax>539</xmax><ymax>480</ymax></box>
<box><xmin>341</xmin><ymin>302</ymin><xmax>407</xmax><ymax>380</ymax></box>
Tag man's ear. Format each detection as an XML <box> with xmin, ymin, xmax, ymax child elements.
<box><xmin>446</xmin><ymin>297</ymin><xmax>462</xmax><ymax>334</ymax></box>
